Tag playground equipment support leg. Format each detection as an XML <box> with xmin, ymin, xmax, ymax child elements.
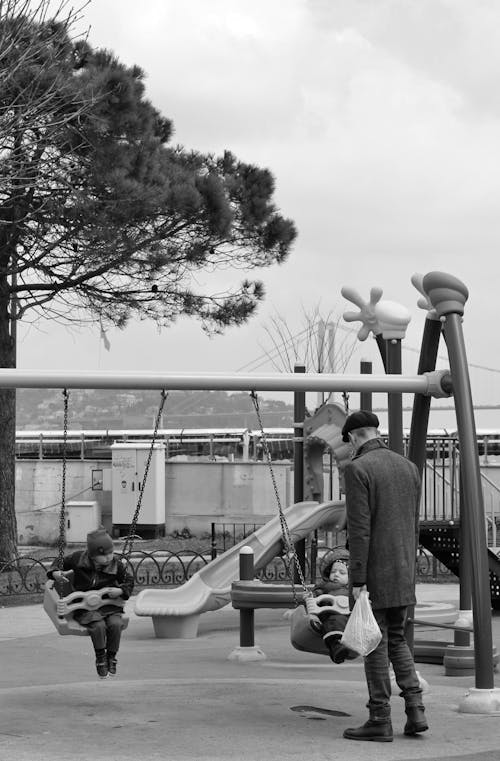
<box><xmin>442</xmin><ymin>312</ymin><xmax>493</xmax><ymax>690</ymax></box>
<box><xmin>239</xmin><ymin>549</ymin><xmax>255</xmax><ymax>648</ymax></box>
<box><xmin>360</xmin><ymin>360</ymin><xmax>373</xmax><ymax>411</ymax></box>
<box><xmin>408</xmin><ymin>316</ymin><xmax>442</xmax><ymax>474</ymax></box>
<box><xmin>456</xmin><ymin>471</ymin><xmax>472</xmax><ymax>649</ymax></box>
<box><xmin>228</xmin><ymin>547</ymin><xmax>266</xmax><ymax>663</ymax></box>
<box><xmin>386</xmin><ymin>338</ymin><xmax>404</xmax><ymax>456</ymax></box>
<box><xmin>293</xmin><ymin>364</ymin><xmax>306</xmax><ymax>583</ymax></box>
<box><xmin>421</xmin><ymin>271</ymin><xmax>500</xmax><ymax>711</ymax></box>
<box><xmin>407</xmin><ymin>315</ymin><xmax>443</xmax><ymax>655</ymax></box>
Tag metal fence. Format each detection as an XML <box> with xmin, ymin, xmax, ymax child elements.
<box><xmin>210</xmin><ymin>522</ymin><xmax>453</xmax><ymax>584</ymax></box>
<box><xmin>0</xmin><ymin>524</ymin><xmax>452</xmax><ymax>602</ymax></box>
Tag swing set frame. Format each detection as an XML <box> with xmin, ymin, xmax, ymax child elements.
<box><xmin>0</xmin><ymin>313</ymin><xmax>494</xmax><ymax>693</ymax></box>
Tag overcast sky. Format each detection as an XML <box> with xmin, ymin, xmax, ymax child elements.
<box><xmin>17</xmin><ymin>1</ymin><xmax>500</xmax><ymax>426</ymax></box>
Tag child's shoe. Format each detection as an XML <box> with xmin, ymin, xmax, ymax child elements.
<box><xmin>107</xmin><ymin>656</ymin><xmax>118</xmax><ymax>676</ymax></box>
<box><xmin>324</xmin><ymin>633</ymin><xmax>350</xmax><ymax>664</ymax></box>
<box><xmin>328</xmin><ymin>641</ymin><xmax>349</xmax><ymax>664</ymax></box>
<box><xmin>95</xmin><ymin>658</ymin><xmax>108</xmax><ymax>679</ymax></box>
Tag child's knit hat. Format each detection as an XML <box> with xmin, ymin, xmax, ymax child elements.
<box><xmin>87</xmin><ymin>528</ymin><xmax>113</xmax><ymax>557</ymax></box>
<box><xmin>321</xmin><ymin>547</ymin><xmax>350</xmax><ymax>581</ymax></box>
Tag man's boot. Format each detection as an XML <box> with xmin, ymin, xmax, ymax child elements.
<box><xmin>404</xmin><ymin>705</ymin><xmax>428</xmax><ymax>735</ymax></box>
<box><xmin>343</xmin><ymin>719</ymin><xmax>393</xmax><ymax>742</ymax></box>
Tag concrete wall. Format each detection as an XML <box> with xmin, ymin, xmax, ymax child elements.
<box><xmin>16</xmin><ymin>459</ymin><xmax>112</xmax><ymax>545</ymax></box>
<box><xmin>164</xmin><ymin>461</ymin><xmax>292</xmax><ymax>534</ymax></box>
<box><xmin>14</xmin><ymin>459</ymin><xmax>295</xmax><ymax>545</ymax></box>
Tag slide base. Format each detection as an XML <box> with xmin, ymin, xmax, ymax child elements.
<box><xmin>152</xmin><ymin>613</ymin><xmax>200</xmax><ymax>639</ymax></box>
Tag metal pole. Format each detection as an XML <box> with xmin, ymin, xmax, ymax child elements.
<box><xmin>386</xmin><ymin>339</ymin><xmax>404</xmax><ymax>455</ymax></box>
<box><xmin>360</xmin><ymin>360</ymin><xmax>372</xmax><ymax>411</ymax></box>
<box><xmin>442</xmin><ymin>313</ymin><xmax>493</xmax><ymax>687</ymax></box>
<box><xmin>407</xmin><ymin>315</ymin><xmax>443</xmax><ymax>656</ymax></box>
<box><xmin>423</xmin><ymin>272</ymin><xmax>494</xmax><ymax>689</ymax></box>
<box><xmin>294</xmin><ymin>364</ymin><xmax>306</xmax><ymax>583</ymax></box>
<box><xmin>316</xmin><ymin>320</ymin><xmax>325</xmax><ymax>408</ymax></box>
<box><xmin>375</xmin><ymin>334</ymin><xmax>388</xmax><ymax>372</ymax></box>
<box><xmin>239</xmin><ymin>547</ymin><xmax>255</xmax><ymax>648</ymax></box>
<box><xmin>327</xmin><ymin>322</ymin><xmax>336</xmax><ymax>403</ymax></box>
<box><xmin>0</xmin><ymin>369</ymin><xmax>447</xmax><ymax>394</ymax></box>
<box><xmin>408</xmin><ymin>317</ymin><xmax>443</xmax><ymax>472</ymax></box>
<box><xmin>456</xmin><ymin>470</ymin><xmax>472</xmax><ymax>647</ymax></box>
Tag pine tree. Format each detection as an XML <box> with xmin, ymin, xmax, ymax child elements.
<box><xmin>0</xmin><ymin>1</ymin><xmax>296</xmax><ymax>561</ymax></box>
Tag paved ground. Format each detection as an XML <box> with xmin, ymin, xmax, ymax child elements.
<box><xmin>0</xmin><ymin>583</ymin><xmax>498</xmax><ymax>761</ymax></box>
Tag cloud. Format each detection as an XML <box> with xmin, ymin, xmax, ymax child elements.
<box><xmin>306</xmin><ymin>0</ymin><xmax>500</xmax><ymax>117</ymax></box>
<box><xmin>21</xmin><ymin>0</ymin><xmax>500</xmax><ymax>420</ymax></box>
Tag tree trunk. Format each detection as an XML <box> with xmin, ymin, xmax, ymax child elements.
<box><xmin>0</xmin><ymin>387</ymin><xmax>17</xmax><ymax>564</ymax></box>
<box><xmin>0</xmin><ymin>280</ymin><xmax>17</xmax><ymax>564</ymax></box>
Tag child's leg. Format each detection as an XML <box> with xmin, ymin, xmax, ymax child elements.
<box><xmin>321</xmin><ymin>613</ymin><xmax>351</xmax><ymax>664</ymax></box>
<box><xmin>86</xmin><ymin>620</ymin><xmax>108</xmax><ymax>678</ymax></box>
<box><xmin>105</xmin><ymin>613</ymin><xmax>123</xmax><ymax>675</ymax></box>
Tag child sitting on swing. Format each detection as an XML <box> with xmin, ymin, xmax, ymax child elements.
<box><xmin>47</xmin><ymin>528</ymin><xmax>134</xmax><ymax>679</ymax></box>
<box><xmin>311</xmin><ymin>549</ymin><xmax>358</xmax><ymax>664</ymax></box>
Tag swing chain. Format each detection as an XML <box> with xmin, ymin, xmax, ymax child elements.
<box><xmin>121</xmin><ymin>390</ymin><xmax>168</xmax><ymax>557</ymax></box>
<box><xmin>57</xmin><ymin>389</ymin><xmax>69</xmax><ymax>572</ymax></box>
<box><xmin>250</xmin><ymin>391</ymin><xmax>311</xmax><ymax>606</ymax></box>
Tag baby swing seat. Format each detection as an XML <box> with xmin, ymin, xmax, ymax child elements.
<box><xmin>290</xmin><ymin>593</ymin><xmax>349</xmax><ymax>656</ymax></box>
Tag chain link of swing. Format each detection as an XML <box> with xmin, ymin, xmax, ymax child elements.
<box><xmin>250</xmin><ymin>391</ymin><xmax>311</xmax><ymax>606</ymax></box>
<box><xmin>56</xmin><ymin>388</ymin><xmax>168</xmax><ymax>571</ymax></box>
<box><xmin>57</xmin><ymin>389</ymin><xmax>69</xmax><ymax>571</ymax></box>
<box><xmin>121</xmin><ymin>390</ymin><xmax>168</xmax><ymax>557</ymax></box>
<box><xmin>342</xmin><ymin>390</ymin><xmax>350</xmax><ymax>414</ymax></box>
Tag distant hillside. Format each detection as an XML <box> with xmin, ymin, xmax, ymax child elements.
<box><xmin>16</xmin><ymin>389</ymin><xmax>294</xmax><ymax>430</ymax></box>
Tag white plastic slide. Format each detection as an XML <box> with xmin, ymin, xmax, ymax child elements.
<box><xmin>134</xmin><ymin>500</ymin><xmax>346</xmax><ymax>638</ymax></box>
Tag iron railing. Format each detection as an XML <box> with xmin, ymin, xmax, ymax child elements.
<box><xmin>0</xmin><ymin>526</ymin><xmax>453</xmax><ymax>602</ymax></box>
<box><xmin>210</xmin><ymin>523</ymin><xmax>452</xmax><ymax>584</ymax></box>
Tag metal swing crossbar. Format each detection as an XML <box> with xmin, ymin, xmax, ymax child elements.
<box><xmin>43</xmin><ymin>389</ymin><xmax>168</xmax><ymax>636</ymax></box>
<box><xmin>0</xmin><ymin>369</ymin><xmax>452</xmax><ymax>394</ymax></box>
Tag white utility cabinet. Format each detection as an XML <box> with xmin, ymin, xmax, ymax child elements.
<box><xmin>66</xmin><ymin>501</ymin><xmax>101</xmax><ymax>543</ymax></box>
<box><xmin>111</xmin><ymin>443</ymin><xmax>166</xmax><ymax>537</ymax></box>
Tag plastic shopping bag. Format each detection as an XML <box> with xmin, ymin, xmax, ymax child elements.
<box><xmin>340</xmin><ymin>590</ymin><xmax>382</xmax><ymax>657</ymax></box>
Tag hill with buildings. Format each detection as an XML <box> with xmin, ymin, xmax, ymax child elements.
<box><xmin>16</xmin><ymin>389</ymin><xmax>294</xmax><ymax>430</ymax></box>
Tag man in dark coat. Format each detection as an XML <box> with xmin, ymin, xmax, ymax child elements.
<box><xmin>340</xmin><ymin>411</ymin><xmax>428</xmax><ymax>742</ymax></box>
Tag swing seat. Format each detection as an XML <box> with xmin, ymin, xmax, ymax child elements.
<box><xmin>290</xmin><ymin>604</ymin><xmax>330</xmax><ymax>656</ymax></box>
<box><xmin>43</xmin><ymin>580</ymin><xmax>129</xmax><ymax>636</ymax></box>
<box><xmin>291</xmin><ymin>593</ymin><xmax>350</xmax><ymax>655</ymax></box>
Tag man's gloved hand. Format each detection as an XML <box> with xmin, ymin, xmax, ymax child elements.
<box><xmin>352</xmin><ymin>584</ymin><xmax>367</xmax><ymax>601</ymax></box>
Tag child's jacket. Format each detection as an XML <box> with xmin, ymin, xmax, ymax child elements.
<box><xmin>312</xmin><ymin>579</ymin><xmax>350</xmax><ymax>618</ymax></box>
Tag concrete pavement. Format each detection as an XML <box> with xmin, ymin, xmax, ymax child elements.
<box><xmin>0</xmin><ymin>583</ymin><xmax>498</xmax><ymax>761</ymax></box>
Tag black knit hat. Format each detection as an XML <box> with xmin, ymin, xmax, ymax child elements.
<box><xmin>87</xmin><ymin>528</ymin><xmax>113</xmax><ymax>557</ymax></box>
<box><xmin>341</xmin><ymin>410</ymin><xmax>380</xmax><ymax>442</ymax></box>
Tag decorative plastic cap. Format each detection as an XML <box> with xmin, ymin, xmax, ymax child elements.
<box><xmin>422</xmin><ymin>272</ymin><xmax>469</xmax><ymax>317</ymax></box>
<box><xmin>341</xmin><ymin>286</ymin><xmax>410</xmax><ymax>340</ymax></box>
<box><xmin>375</xmin><ymin>300</ymin><xmax>411</xmax><ymax>340</ymax></box>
